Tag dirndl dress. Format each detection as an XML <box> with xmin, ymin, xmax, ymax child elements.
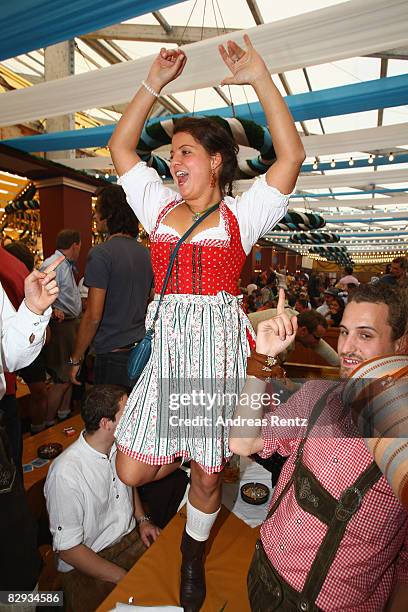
<box><xmin>115</xmin><ymin>199</ymin><xmax>255</xmax><ymax>473</ymax></box>
<box><xmin>115</xmin><ymin>161</ymin><xmax>289</xmax><ymax>473</ymax></box>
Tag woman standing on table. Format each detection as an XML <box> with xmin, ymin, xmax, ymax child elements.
<box><xmin>110</xmin><ymin>35</ymin><xmax>304</xmax><ymax>611</ymax></box>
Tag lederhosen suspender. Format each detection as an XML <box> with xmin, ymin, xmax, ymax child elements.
<box><xmin>248</xmin><ymin>384</ymin><xmax>382</xmax><ymax>612</ymax></box>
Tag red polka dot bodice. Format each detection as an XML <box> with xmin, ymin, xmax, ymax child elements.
<box><xmin>150</xmin><ymin>200</ymin><xmax>246</xmax><ymax>295</ymax></box>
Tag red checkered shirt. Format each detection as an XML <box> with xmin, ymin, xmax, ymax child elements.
<box><xmin>259</xmin><ymin>380</ymin><xmax>408</xmax><ymax>611</ymax></box>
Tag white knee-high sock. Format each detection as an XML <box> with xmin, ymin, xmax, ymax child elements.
<box><xmin>186</xmin><ymin>498</ymin><xmax>220</xmax><ymax>542</ymax></box>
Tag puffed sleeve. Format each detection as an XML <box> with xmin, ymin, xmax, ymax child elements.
<box><xmin>117</xmin><ymin>161</ymin><xmax>179</xmax><ymax>233</ymax></box>
<box><xmin>227</xmin><ymin>174</ymin><xmax>290</xmax><ymax>255</ymax></box>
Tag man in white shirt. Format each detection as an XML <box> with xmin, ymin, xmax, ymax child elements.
<box><xmin>0</xmin><ymin>256</ymin><xmax>63</xmax><ymax>400</ymax></box>
<box><xmin>44</xmin><ymin>384</ymin><xmax>160</xmax><ymax>612</ymax></box>
<box><xmin>1</xmin><ymin>256</ymin><xmax>62</xmax><ymax>610</ymax></box>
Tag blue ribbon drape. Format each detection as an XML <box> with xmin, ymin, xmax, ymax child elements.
<box><xmin>4</xmin><ymin>74</ymin><xmax>408</xmax><ymax>153</ymax></box>
<box><xmin>0</xmin><ymin>0</ymin><xmax>186</xmax><ymax>61</ymax></box>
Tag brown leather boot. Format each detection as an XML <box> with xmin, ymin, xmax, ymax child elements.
<box><xmin>180</xmin><ymin>528</ymin><xmax>206</xmax><ymax>612</ymax></box>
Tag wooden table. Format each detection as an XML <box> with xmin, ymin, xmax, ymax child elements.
<box><xmin>23</xmin><ymin>413</ymin><xmax>83</xmax><ymax>517</ymax></box>
<box><xmin>96</xmin><ymin>505</ymin><xmax>259</xmax><ymax>612</ymax></box>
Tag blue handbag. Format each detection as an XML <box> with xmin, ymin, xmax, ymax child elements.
<box><xmin>128</xmin><ymin>201</ymin><xmax>220</xmax><ymax>381</ymax></box>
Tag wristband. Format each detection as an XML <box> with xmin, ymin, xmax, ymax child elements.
<box><xmin>141</xmin><ymin>80</ymin><xmax>160</xmax><ymax>98</ymax></box>
<box><xmin>247</xmin><ymin>350</ymin><xmax>286</xmax><ymax>380</ymax></box>
<box><xmin>136</xmin><ymin>514</ymin><xmax>151</xmax><ymax>525</ymax></box>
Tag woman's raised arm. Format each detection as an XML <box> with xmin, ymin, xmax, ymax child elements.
<box><xmin>219</xmin><ymin>34</ymin><xmax>305</xmax><ymax>195</ymax></box>
<box><xmin>109</xmin><ymin>48</ymin><xmax>186</xmax><ymax>177</ymax></box>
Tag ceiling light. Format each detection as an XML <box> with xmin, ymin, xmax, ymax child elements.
<box><xmin>105</xmin><ymin>173</ymin><xmax>110</xmax><ymax>179</ymax></box>
<box><xmin>95</xmin><ymin>173</ymin><xmax>100</xmax><ymax>179</ymax></box>
<box><xmin>389</xmin><ymin>152</ymin><xmax>394</xmax><ymax>162</ymax></box>
<box><xmin>348</xmin><ymin>157</ymin><xmax>354</xmax><ymax>166</ymax></box>
<box><xmin>368</xmin><ymin>155</ymin><xmax>374</xmax><ymax>164</ymax></box>
<box><xmin>330</xmin><ymin>159</ymin><xmax>336</xmax><ymax>168</ymax></box>
<box><xmin>312</xmin><ymin>160</ymin><xmax>318</xmax><ymax>170</ymax></box>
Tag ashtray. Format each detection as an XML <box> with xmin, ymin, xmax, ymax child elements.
<box><xmin>37</xmin><ymin>443</ymin><xmax>63</xmax><ymax>460</ymax></box>
<box><xmin>240</xmin><ymin>482</ymin><xmax>270</xmax><ymax>505</ymax></box>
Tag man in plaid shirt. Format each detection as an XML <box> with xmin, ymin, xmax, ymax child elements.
<box><xmin>230</xmin><ymin>283</ymin><xmax>408</xmax><ymax>611</ymax></box>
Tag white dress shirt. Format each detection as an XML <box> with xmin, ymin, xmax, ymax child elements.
<box><xmin>0</xmin><ymin>282</ymin><xmax>51</xmax><ymax>400</ymax></box>
<box><xmin>44</xmin><ymin>432</ymin><xmax>135</xmax><ymax>572</ymax></box>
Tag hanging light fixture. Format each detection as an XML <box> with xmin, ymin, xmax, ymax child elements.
<box><xmin>349</xmin><ymin>157</ymin><xmax>354</xmax><ymax>166</ymax></box>
<box><xmin>312</xmin><ymin>159</ymin><xmax>318</xmax><ymax>170</ymax></box>
<box><xmin>368</xmin><ymin>154</ymin><xmax>374</xmax><ymax>164</ymax></box>
<box><xmin>389</xmin><ymin>152</ymin><xmax>394</xmax><ymax>162</ymax></box>
<box><xmin>330</xmin><ymin>159</ymin><xmax>336</xmax><ymax>168</ymax></box>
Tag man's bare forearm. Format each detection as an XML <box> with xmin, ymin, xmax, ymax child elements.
<box><xmin>59</xmin><ymin>544</ymin><xmax>126</xmax><ymax>583</ymax></box>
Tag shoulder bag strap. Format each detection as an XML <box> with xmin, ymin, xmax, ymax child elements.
<box><xmin>150</xmin><ymin>201</ymin><xmax>220</xmax><ymax>329</ymax></box>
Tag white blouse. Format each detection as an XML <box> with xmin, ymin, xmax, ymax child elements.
<box><xmin>118</xmin><ymin>162</ymin><xmax>289</xmax><ymax>255</ymax></box>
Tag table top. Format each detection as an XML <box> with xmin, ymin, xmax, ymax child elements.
<box><xmin>96</xmin><ymin>505</ymin><xmax>259</xmax><ymax>612</ymax></box>
<box><xmin>23</xmin><ymin>413</ymin><xmax>83</xmax><ymax>492</ymax></box>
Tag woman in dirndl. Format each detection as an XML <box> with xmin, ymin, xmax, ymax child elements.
<box><xmin>110</xmin><ymin>35</ymin><xmax>305</xmax><ymax>611</ymax></box>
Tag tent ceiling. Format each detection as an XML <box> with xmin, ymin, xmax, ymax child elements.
<box><xmin>0</xmin><ymin>0</ymin><xmax>407</xmax><ymax>262</ymax></box>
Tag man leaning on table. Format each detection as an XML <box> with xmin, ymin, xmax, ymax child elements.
<box><xmin>230</xmin><ymin>284</ymin><xmax>408</xmax><ymax>612</ymax></box>
<box><xmin>0</xmin><ymin>256</ymin><xmax>63</xmax><ymax>612</ymax></box>
<box><xmin>44</xmin><ymin>384</ymin><xmax>163</xmax><ymax>612</ymax></box>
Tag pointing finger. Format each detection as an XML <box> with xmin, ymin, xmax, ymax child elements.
<box><xmin>243</xmin><ymin>33</ymin><xmax>254</xmax><ymax>49</ymax></box>
<box><xmin>43</xmin><ymin>254</ymin><xmax>65</xmax><ymax>275</ymax></box>
<box><xmin>277</xmin><ymin>288</ymin><xmax>286</xmax><ymax>315</ymax></box>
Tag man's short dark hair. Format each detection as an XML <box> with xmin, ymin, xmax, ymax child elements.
<box><xmin>81</xmin><ymin>385</ymin><xmax>128</xmax><ymax>433</ymax></box>
<box><xmin>344</xmin><ymin>266</ymin><xmax>354</xmax><ymax>275</ymax></box>
<box><xmin>297</xmin><ymin>309</ymin><xmax>328</xmax><ymax>332</ymax></box>
<box><xmin>95</xmin><ymin>185</ymin><xmax>139</xmax><ymax>237</ymax></box>
<box><xmin>56</xmin><ymin>229</ymin><xmax>81</xmax><ymax>250</ymax></box>
<box><xmin>348</xmin><ymin>283</ymin><xmax>408</xmax><ymax>341</ymax></box>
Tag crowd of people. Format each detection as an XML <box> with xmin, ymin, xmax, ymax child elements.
<box><xmin>1</xmin><ymin>35</ymin><xmax>408</xmax><ymax>612</ymax></box>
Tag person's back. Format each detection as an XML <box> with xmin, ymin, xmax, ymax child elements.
<box><xmin>85</xmin><ymin>237</ymin><xmax>153</xmax><ymax>354</ymax></box>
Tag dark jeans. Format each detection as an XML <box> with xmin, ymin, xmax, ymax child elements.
<box><xmin>94</xmin><ymin>350</ymin><xmax>133</xmax><ymax>389</ymax></box>
<box><xmin>0</xmin><ymin>394</ymin><xmax>22</xmax><ymax>476</ymax></box>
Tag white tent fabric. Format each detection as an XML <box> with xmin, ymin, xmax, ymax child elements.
<box><xmin>233</xmin><ymin>168</ymin><xmax>408</xmax><ymax>193</ymax></box>
<box><xmin>290</xmin><ymin>196</ymin><xmax>408</xmax><ymax>210</ymax></box>
<box><xmin>60</xmin><ymin>123</ymin><xmax>408</xmax><ymax>170</ymax></box>
<box><xmin>301</xmin><ymin>124</ymin><xmax>408</xmax><ymax>157</ymax></box>
<box><xmin>0</xmin><ymin>0</ymin><xmax>407</xmax><ymax>127</ymax></box>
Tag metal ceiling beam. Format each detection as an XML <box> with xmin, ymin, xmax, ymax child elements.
<box><xmin>246</xmin><ymin>0</ymin><xmax>263</xmax><ymax>25</ymax></box>
<box><xmin>213</xmin><ymin>86</ymin><xmax>232</xmax><ymax>106</ymax></box>
<box><xmin>152</xmin><ymin>10</ymin><xmax>173</xmax><ymax>33</ymax></box>
<box><xmin>81</xmin><ymin>24</ymin><xmax>239</xmax><ymax>45</ymax></box>
<box><xmin>105</xmin><ymin>39</ymin><xmax>132</xmax><ymax>62</ymax></box>
<box><xmin>377</xmin><ymin>58</ymin><xmax>388</xmax><ymax>127</ymax></box>
<box><xmin>366</xmin><ymin>48</ymin><xmax>408</xmax><ymax>60</ymax></box>
<box><xmin>81</xmin><ymin>39</ymin><xmax>122</xmax><ymax>65</ymax></box>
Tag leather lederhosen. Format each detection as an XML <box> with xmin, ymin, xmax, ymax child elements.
<box><xmin>247</xmin><ymin>384</ymin><xmax>381</xmax><ymax>612</ymax></box>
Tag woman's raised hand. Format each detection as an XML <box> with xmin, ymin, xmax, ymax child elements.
<box><xmin>146</xmin><ymin>47</ymin><xmax>187</xmax><ymax>91</ymax></box>
<box><xmin>218</xmin><ymin>34</ymin><xmax>269</xmax><ymax>87</ymax></box>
